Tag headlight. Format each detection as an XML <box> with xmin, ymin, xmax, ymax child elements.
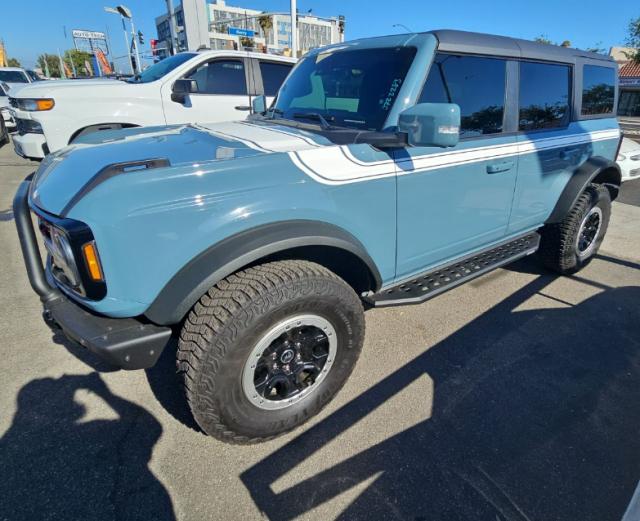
<box><xmin>10</xmin><ymin>97</ymin><xmax>55</xmax><ymax>111</ymax></box>
<box><xmin>37</xmin><ymin>215</ymin><xmax>106</xmax><ymax>300</ymax></box>
<box><xmin>617</xmin><ymin>154</ymin><xmax>626</xmax><ymax>161</ymax></box>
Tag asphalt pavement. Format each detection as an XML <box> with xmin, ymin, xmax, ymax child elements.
<box><xmin>0</xmin><ymin>138</ymin><xmax>639</xmax><ymax>521</ymax></box>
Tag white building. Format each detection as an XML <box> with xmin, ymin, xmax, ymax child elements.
<box><xmin>155</xmin><ymin>0</ymin><xmax>345</xmax><ymax>59</ymax></box>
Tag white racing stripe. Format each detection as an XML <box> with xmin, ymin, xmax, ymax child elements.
<box><xmin>290</xmin><ymin>129</ymin><xmax>621</xmax><ymax>185</ymax></box>
<box><xmin>196</xmin><ymin>121</ymin><xmax>321</xmax><ymax>153</ymax></box>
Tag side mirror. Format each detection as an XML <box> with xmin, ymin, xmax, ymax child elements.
<box><xmin>252</xmin><ymin>95</ymin><xmax>266</xmax><ymax>114</ymax></box>
<box><xmin>171</xmin><ymin>79</ymin><xmax>198</xmax><ymax>103</ymax></box>
<box><xmin>398</xmin><ymin>103</ymin><xmax>460</xmax><ymax>148</ymax></box>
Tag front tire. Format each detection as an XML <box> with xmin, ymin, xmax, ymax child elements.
<box><xmin>538</xmin><ymin>183</ymin><xmax>611</xmax><ymax>274</ymax></box>
<box><xmin>177</xmin><ymin>260</ymin><xmax>365</xmax><ymax>444</ymax></box>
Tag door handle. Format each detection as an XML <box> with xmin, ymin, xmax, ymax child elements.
<box><xmin>486</xmin><ymin>161</ymin><xmax>514</xmax><ymax>174</ymax></box>
<box><xmin>234</xmin><ymin>105</ymin><xmax>251</xmax><ymax>111</ymax></box>
<box><xmin>559</xmin><ymin>147</ymin><xmax>581</xmax><ymax>160</ymax></box>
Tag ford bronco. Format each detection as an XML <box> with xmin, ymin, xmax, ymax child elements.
<box><xmin>14</xmin><ymin>30</ymin><xmax>622</xmax><ymax>443</ymax></box>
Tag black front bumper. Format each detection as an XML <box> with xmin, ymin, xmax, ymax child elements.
<box><xmin>13</xmin><ymin>176</ymin><xmax>172</xmax><ymax>370</ymax></box>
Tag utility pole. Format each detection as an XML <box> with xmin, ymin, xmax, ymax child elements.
<box><xmin>290</xmin><ymin>0</ymin><xmax>297</xmax><ymax>58</ymax></box>
<box><xmin>166</xmin><ymin>0</ymin><xmax>177</xmax><ymax>54</ymax></box>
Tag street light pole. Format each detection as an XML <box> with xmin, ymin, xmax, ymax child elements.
<box><xmin>105</xmin><ymin>6</ymin><xmax>134</xmax><ymax>74</ymax></box>
<box><xmin>290</xmin><ymin>0</ymin><xmax>297</xmax><ymax>58</ymax></box>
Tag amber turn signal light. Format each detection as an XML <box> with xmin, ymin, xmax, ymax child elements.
<box><xmin>35</xmin><ymin>99</ymin><xmax>55</xmax><ymax>111</ymax></box>
<box><xmin>82</xmin><ymin>242</ymin><xmax>103</xmax><ymax>281</ymax></box>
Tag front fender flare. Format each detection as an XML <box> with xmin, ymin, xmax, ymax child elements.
<box><xmin>546</xmin><ymin>156</ymin><xmax>621</xmax><ymax>224</ymax></box>
<box><xmin>144</xmin><ymin>220</ymin><xmax>382</xmax><ymax>325</ymax></box>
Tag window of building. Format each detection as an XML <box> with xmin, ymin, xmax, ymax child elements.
<box><xmin>519</xmin><ymin>61</ymin><xmax>571</xmax><ymax>131</ymax></box>
<box><xmin>419</xmin><ymin>53</ymin><xmax>506</xmax><ymax>137</ymax></box>
<box><xmin>582</xmin><ymin>65</ymin><xmax>615</xmax><ymax>116</ymax></box>
<box><xmin>259</xmin><ymin>61</ymin><xmax>292</xmax><ymax>96</ymax></box>
<box><xmin>618</xmin><ymin>90</ymin><xmax>640</xmax><ymax>117</ymax></box>
<box><xmin>186</xmin><ymin>59</ymin><xmax>247</xmax><ymax>95</ymax></box>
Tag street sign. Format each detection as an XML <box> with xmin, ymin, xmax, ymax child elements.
<box><xmin>228</xmin><ymin>27</ymin><xmax>255</xmax><ymax>37</ymax></box>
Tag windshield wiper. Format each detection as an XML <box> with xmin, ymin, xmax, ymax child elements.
<box><xmin>292</xmin><ymin>112</ymin><xmax>335</xmax><ymax>130</ymax></box>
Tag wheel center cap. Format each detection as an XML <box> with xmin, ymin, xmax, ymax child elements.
<box><xmin>280</xmin><ymin>349</ymin><xmax>295</xmax><ymax>364</ymax></box>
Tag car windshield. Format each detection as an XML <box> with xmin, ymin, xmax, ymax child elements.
<box><xmin>271</xmin><ymin>46</ymin><xmax>417</xmax><ymax>131</ymax></box>
<box><xmin>126</xmin><ymin>52</ymin><xmax>197</xmax><ymax>83</ymax></box>
<box><xmin>0</xmin><ymin>70</ymin><xmax>28</xmax><ymax>83</ymax></box>
<box><xmin>26</xmin><ymin>70</ymin><xmax>41</xmax><ymax>81</ymax></box>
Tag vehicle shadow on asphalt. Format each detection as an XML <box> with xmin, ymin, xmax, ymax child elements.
<box><xmin>0</xmin><ymin>372</ymin><xmax>176</xmax><ymax>521</ymax></box>
<box><xmin>241</xmin><ymin>258</ymin><xmax>640</xmax><ymax>521</ymax></box>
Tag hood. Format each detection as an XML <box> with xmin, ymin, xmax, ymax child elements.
<box><xmin>12</xmin><ymin>78</ymin><xmax>124</xmax><ymax>98</ymax></box>
<box><xmin>30</xmin><ymin>120</ymin><xmax>329</xmax><ymax>216</ymax></box>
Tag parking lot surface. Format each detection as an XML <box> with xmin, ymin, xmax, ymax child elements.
<box><xmin>1</xmin><ymin>139</ymin><xmax>639</xmax><ymax>521</ymax></box>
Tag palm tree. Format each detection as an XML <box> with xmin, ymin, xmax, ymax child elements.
<box><xmin>258</xmin><ymin>14</ymin><xmax>273</xmax><ymax>47</ymax></box>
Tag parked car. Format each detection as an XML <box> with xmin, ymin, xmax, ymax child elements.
<box><xmin>0</xmin><ymin>81</ymin><xmax>16</xmax><ymax>131</ymax></box>
<box><xmin>14</xmin><ymin>30</ymin><xmax>621</xmax><ymax>443</ymax></box>
<box><xmin>9</xmin><ymin>50</ymin><xmax>296</xmax><ymax>160</ymax></box>
<box><xmin>617</xmin><ymin>137</ymin><xmax>640</xmax><ymax>182</ymax></box>
<box><xmin>0</xmin><ymin>67</ymin><xmax>42</xmax><ymax>93</ymax></box>
<box><xmin>0</xmin><ymin>112</ymin><xmax>8</xmax><ymax>146</ymax></box>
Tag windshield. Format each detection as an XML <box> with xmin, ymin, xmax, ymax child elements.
<box><xmin>272</xmin><ymin>46</ymin><xmax>416</xmax><ymax>131</ymax></box>
<box><xmin>126</xmin><ymin>52</ymin><xmax>197</xmax><ymax>83</ymax></box>
<box><xmin>0</xmin><ymin>70</ymin><xmax>28</xmax><ymax>83</ymax></box>
<box><xmin>26</xmin><ymin>70</ymin><xmax>41</xmax><ymax>81</ymax></box>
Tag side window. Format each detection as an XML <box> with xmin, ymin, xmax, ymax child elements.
<box><xmin>519</xmin><ymin>62</ymin><xmax>571</xmax><ymax>131</ymax></box>
<box><xmin>185</xmin><ymin>59</ymin><xmax>247</xmax><ymax>95</ymax></box>
<box><xmin>259</xmin><ymin>61</ymin><xmax>292</xmax><ymax>97</ymax></box>
<box><xmin>419</xmin><ymin>53</ymin><xmax>506</xmax><ymax>138</ymax></box>
<box><xmin>582</xmin><ymin>65</ymin><xmax>615</xmax><ymax>116</ymax></box>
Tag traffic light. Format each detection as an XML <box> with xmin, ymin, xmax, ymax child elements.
<box><xmin>150</xmin><ymin>39</ymin><xmax>158</xmax><ymax>55</ymax></box>
<box><xmin>138</xmin><ymin>30</ymin><xmax>144</xmax><ymax>45</ymax></box>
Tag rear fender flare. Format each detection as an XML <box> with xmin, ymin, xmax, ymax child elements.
<box><xmin>546</xmin><ymin>156</ymin><xmax>621</xmax><ymax>224</ymax></box>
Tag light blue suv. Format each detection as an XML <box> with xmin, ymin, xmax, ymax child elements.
<box><xmin>14</xmin><ymin>30</ymin><xmax>622</xmax><ymax>443</ymax></box>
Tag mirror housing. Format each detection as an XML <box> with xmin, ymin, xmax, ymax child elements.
<box><xmin>252</xmin><ymin>95</ymin><xmax>267</xmax><ymax>114</ymax></box>
<box><xmin>398</xmin><ymin>103</ymin><xmax>460</xmax><ymax>148</ymax></box>
<box><xmin>171</xmin><ymin>79</ymin><xmax>198</xmax><ymax>103</ymax></box>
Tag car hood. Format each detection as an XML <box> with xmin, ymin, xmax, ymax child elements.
<box><xmin>12</xmin><ymin>78</ymin><xmax>125</xmax><ymax>98</ymax></box>
<box><xmin>30</xmin><ymin>120</ymin><xmax>330</xmax><ymax>216</ymax></box>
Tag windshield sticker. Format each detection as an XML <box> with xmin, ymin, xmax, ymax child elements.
<box><xmin>381</xmin><ymin>78</ymin><xmax>403</xmax><ymax>111</ymax></box>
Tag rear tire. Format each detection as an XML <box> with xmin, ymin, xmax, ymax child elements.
<box><xmin>177</xmin><ymin>260</ymin><xmax>365</xmax><ymax>444</ymax></box>
<box><xmin>538</xmin><ymin>183</ymin><xmax>611</xmax><ymax>274</ymax></box>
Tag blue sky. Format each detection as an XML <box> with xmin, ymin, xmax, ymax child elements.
<box><xmin>1</xmin><ymin>0</ymin><xmax>637</xmax><ymax>70</ymax></box>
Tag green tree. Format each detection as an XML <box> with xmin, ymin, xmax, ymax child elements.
<box><xmin>64</xmin><ymin>49</ymin><xmax>94</xmax><ymax>76</ymax></box>
<box><xmin>258</xmin><ymin>14</ymin><xmax>273</xmax><ymax>45</ymax></box>
<box><xmin>534</xmin><ymin>35</ymin><xmax>553</xmax><ymax>45</ymax></box>
<box><xmin>239</xmin><ymin>36</ymin><xmax>255</xmax><ymax>49</ymax></box>
<box><xmin>626</xmin><ymin>16</ymin><xmax>640</xmax><ymax>63</ymax></box>
<box><xmin>7</xmin><ymin>57</ymin><xmax>20</xmax><ymax>67</ymax></box>
<box><xmin>37</xmin><ymin>54</ymin><xmax>61</xmax><ymax>78</ymax></box>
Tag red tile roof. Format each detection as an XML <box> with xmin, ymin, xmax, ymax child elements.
<box><xmin>620</xmin><ymin>61</ymin><xmax>640</xmax><ymax>78</ymax></box>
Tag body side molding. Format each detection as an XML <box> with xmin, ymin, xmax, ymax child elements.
<box><xmin>144</xmin><ymin>220</ymin><xmax>382</xmax><ymax>325</ymax></box>
<box><xmin>546</xmin><ymin>155</ymin><xmax>621</xmax><ymax>224</ymax></box>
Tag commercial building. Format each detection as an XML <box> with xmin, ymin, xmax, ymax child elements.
<box><xmin>155</xmin><ymin>0</ymin><xmax>344</xmax><ymax>59</ymax></box>
<box><xmin>610</xmin><ymin>47</ymin><xmax>640</xmax><ymax>135</ymax></box>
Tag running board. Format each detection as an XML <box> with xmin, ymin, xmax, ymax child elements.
<box><xmin>366</xmin><ymin>232</ymin><xmax>540</xmax><ymax>307</ymax></box>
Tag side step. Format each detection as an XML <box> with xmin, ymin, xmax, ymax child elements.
<box><xmin>367</xmin><ymin>232</ymin><xmax>540</xmax><ymax>307</ymax></box>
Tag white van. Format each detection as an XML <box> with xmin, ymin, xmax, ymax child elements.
<box><xmin>10</xmin><ymin>51</ymin><xmax>295</xmax><ymax>160</ymax></box>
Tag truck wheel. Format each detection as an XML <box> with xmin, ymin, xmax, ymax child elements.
<box><xmin>177</xmin><ymin>260</ymin><xmax>365</xmax><ymax>443</ymax></box>
<box><xmin>538</xmin><ymin>183</ymin><xmax>611</xmax><ymax>274</ymax></box>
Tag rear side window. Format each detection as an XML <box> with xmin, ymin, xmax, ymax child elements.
<box><xmin>582</xmin><ymin>65</ymin><xmax>615</xmax><ymax>116</ymax></box>
<box><xmin>419</xmin><ymin>54</ymin><xmax>507</xmax><ymax>138</ymax></box>
<box><xmin>259</xmin><ymin>61</ymin><xmax>292</xmax><ymax>97</ymax></box>
<box><xmin>186</xmin><ymin>59</ymin><xmax>247</xmax><ymax>95</ymax></box>
<box><xmin>519</xmin><ymin>62</ymin><xmax>571</xmax><ymax>131</ymax></box>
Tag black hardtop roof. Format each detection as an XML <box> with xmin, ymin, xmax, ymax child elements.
<box><xmin>429</xmin><ymin>29</ymin><xmax>615</xmax><ymax>66</ymax></box>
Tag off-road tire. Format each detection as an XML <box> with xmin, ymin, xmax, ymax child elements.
<box><xmin>177</xmin><ymin>260</ymin><xmax>365</xmax><ymax>444</ymax></box>
<box><xmin>538</xmin><ymin>183</ymin><xmax>611</xmax><ymax>274</ymax></box>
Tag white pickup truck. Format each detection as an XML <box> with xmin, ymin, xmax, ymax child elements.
<box><xmin>10</xmin><ymin>50</ymin><xmax>296</xmax><ymax>160</ymax></box>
